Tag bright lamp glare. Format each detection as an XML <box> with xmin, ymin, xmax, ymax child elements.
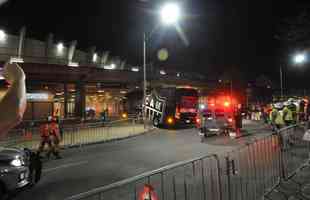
<box><xmin>0</xmin><ymin>30</ymin><xmax>6</xmax><ymax>41</ymax></box>
<box><xmin>93</xmin><ymin>53</ymin><xmax>97</xmax><ymax>62</ymax></box>
<box><xmin>160</xmin><ymin>3</ymin><xmax>180</xmax><ymax>25</ymax></box>
<box><xmin>294</xmin><ymin>53</ymin><xmax>306</xmax><ymax>64</ymax></box>
<box><xmin>57</xmin><ymin>43</ymin><xmax>64</xmax><ymax>52</ymax></box>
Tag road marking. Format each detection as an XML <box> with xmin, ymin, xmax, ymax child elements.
<box><xmin>43</xmin><ymin>161</ymin><xmax>88</xmax><ymax>173</ymax></box>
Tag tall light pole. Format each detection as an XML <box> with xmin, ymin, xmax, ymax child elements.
<box><xmin>280</xmin><ymin>66</ymin><xmax>283</xmax><ymax>98</ymax></box>
<box><xmin>143</xmin><ymin>2</ymin><xmax>181</xmax><ymax>127</ymax></box>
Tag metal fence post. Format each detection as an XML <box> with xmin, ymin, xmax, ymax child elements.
<box><xmin>226</xmin><ymin>156</ymin><xmax>232</xmax><ymax>200</ymax></box>
<box><xmin>277</xmin><ymin>130</ymin><xmax>286</xmax><ymax>180</ymax></box>
<box><xmin>213</xmin><ymin>155</ymin><xmax>223</xmax><ymax>200</ymax></box>
<box><xmin>200</xmin><ymin>159</ymin><xmax>207</xmax><ymax>200</ymax></box>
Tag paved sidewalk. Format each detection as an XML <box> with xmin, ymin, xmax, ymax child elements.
<box><xmin>266</xmin><ymin>163</ymin><xmax>310</xmax><ymax>200</ymax></box>
<box><xmin>264</xmin><ymin>125</ymin><xmax>310</xmax><ymax>200</ymax></box>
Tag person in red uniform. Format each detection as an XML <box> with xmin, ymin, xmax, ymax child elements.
<box><xmin>38</xmin><ymin>117</ymin><xmax>53</xmax><ymax>158</ymax></box>
<box><xmin>49</xmin><ymin>117</ymin><xmax>62</xmax><ymax>159</ymax></box>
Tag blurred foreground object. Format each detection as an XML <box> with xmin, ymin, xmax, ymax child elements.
<box><xmin>0</xmin><ymin>62</ymin><xmax>26</xmax><ymax>136</ymax></box>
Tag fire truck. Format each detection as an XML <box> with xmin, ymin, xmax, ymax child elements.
<box><xmin>144</xmin><ymin>87</ymin><xmax>198</xmax><ymax>127</ymax></box>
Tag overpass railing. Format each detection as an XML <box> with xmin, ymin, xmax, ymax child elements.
<box><xmin>64</xmin><ymin>124</ymin><xmax>310</xmax><ymax>200</ymax></box>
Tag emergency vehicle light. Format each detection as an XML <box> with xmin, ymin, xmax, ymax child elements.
<box><xmin>224</xmin><ymin>101</ymin><xmax>230</xmax><ymax>107</ymax></box>
<box><xmin>196</xmin><ymin>118</ymin><xmax>200</xmax><ymax>123</ymax></box>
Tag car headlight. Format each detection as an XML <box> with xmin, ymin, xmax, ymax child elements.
<box><xmin>11</xmin><ymin>159</ymin><xmax>22</xmax><ymax>167</ymax></box>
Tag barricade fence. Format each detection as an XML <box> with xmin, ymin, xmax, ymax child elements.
<box><xmin>65</xmin><ymin>124</ymin><xmax>310</xmax><ymax>200</ymax></box>
<box><xmin>1</xmin><ymin>118</ymin><xmax>153</xmax><ymax>150</ymax></box>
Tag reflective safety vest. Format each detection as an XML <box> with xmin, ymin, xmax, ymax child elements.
<box><xmin>283</xmin><ymin>107</ymin><xmax>293</xmax><ymax>121</ymax></box>
<box><xmin>40</xmin><ymin>124</ymin><xmax>49</xmax><ymax>138</ymax></box>
<box><xmin>275</xmin><ymin>111</ymin><xmax>285</xmax><ymax>125</ymax></box>
<box><xmin>270</xmin><ymin>109</ymin><xmax>278</xmax><ymax>123</ymax></box>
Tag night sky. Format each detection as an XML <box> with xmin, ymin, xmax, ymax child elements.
<box><xmin>0</xmin><ymin>0</ymin><xmax>308</xmax><ymax>88</ymax></box>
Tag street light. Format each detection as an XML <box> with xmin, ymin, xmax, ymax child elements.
<box><xmin>93</xmin><ymin>53</ymin><xmax>98</xmax><ymax>63</ymax></box>
<box><xmin>142</xmin><ymin>3</ymin><xmax>181</xmax><ymax>127</ymax></box>
<box><xmin>160</xmin><ymin>3</ymin><xmax>181</xmax><ymax>25</ymax></box>
<box><xmin>293</xmin><ymin>53</ymin><xmax>306</xmax><ymax>65</ymax></box>
<box><xmin>57</xmin><ymin>42</ymin><xmax>64</xmax><ymax>53</ymax></box>
<box><xmin>280</xmin><ymin>52</ymin><xmax>307</xmax><ymax>98</ymax></box>
<box><xmin>0</xmin><ymin>30</ymin><xmax>6</xmax><ymax>42</ymax></box>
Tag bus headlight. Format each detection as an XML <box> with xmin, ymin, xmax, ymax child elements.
<box><xmin>167</xmin><ymin>117</ymin><xmax>174</xmax><ymax>124</ymax></box>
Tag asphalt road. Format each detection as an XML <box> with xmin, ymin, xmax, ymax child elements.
<box><xmin>13</xmin><ymin>120</ymin><xmax>273</xmax><ymax>200</ymax></box>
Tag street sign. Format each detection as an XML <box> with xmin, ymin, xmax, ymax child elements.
<box><xmin>303</xmin><ymin>130</ymin><xmax>310</xmax><ymax>141</ymax></box>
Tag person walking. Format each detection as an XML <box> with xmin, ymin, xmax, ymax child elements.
<box><xmin>38</xmin><ymin>117</ymin><xmax>53</xmax><ymax>158</ymax></box>
<box><xmin>49</xmin><ymin>117</ymin><xmax>62</xmax><ymax>159</ymax></box>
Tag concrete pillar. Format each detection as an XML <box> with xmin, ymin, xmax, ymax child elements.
<box><xmin>120</xmin><ymin>60</ymin><xmax>126</xmax><ymax>70</ymax></box>
<box><xmin>100</xmin><ymin>51</ymin><xmax>109</xmax><ymax>66</ymax></box>
<box><xmin>87</xmin><ymin>46</ymin><xmax>96</xmax><ymax>64</ymax></box>
<box><xmin>75</xmin><ymin>82</ymin><xmax>86</xmax><ymax>119</ymax></box>
<box><xmin>46</xmin><ymin>33</ymin><xmax>54</xmax><ymax>58</ymax></box>
<box><xmin>68</xmin><ymin>40</ymin><xmax>77</xmax><ymax>63</ymax></box>
<box><xmin>64</xmin><ymin>83</ymin><xmax>68</xmax><ymax>118</ymax></box>
<box><xmin>18</xmin><ymin>26</ymin><xmax>26</xmax><ymax>57</ymax></box>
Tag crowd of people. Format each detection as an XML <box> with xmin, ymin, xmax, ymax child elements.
<box><xmin>248</xmin><ymin>98</ymin><xmax>308</xmax><ymax>131</ymax></box>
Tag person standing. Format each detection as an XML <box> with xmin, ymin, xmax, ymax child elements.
<box><xmin>283</xmin><ymin>102</ymin><xmax>293</xmax><ymax>126</ymax></box>
<box><xmin>270</xmin><ymin>103</ymin><xmax>285</xmax><ymax>130</ymax></box>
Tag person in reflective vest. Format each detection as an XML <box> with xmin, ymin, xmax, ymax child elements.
<box><xmin>283</xmin><ymin>102</ymin><xmax>293</xmax><ymax>126</ymax></box>
<box><xmin>270</xmin><ymin>103</ymin><xmax>284</xmax><ymax>130</ymax></box>
<box><xmin>288</xmin><ymin>98</ymin><xmax>297</xmax><ymax>124</ymax></box>
<box><xmin>38</xmin><ymin>117</ymin><xmax>53</xmax><ymax>158</ymax></box>
<box><xmin>49</xmin><ymin>117</ymin><xmax>62</xmax><ymax>159</ymax></box>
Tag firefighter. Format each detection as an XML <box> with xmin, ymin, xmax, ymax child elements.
<box><xmin>49</xmin><ymin>117</ymin><xmax>62</xmax><ymax>159</ymax></box>
<box><xmin>288</xmin><ymin>99</ymin><xmax>297</xmax><ymax>124</ymax></box>
<box><xmin>270</xmin><ymin>103</ymin><xmax>285</xmax><ymax>130</ymax></box>
<box><xmin>38</xmin><ymin>117</ymin><xmax>53</xmax><ymax>158</ymax></box>
<box><xmin>283</xmin><ymin>101</ymin><xmax>293</xmax><ymax>126</ymax></box>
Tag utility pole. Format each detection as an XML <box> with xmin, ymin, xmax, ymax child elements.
<box><xmin>143</xmin><ymin>33</ymin><xmax>147</xmax><ymax>128</ymax></box>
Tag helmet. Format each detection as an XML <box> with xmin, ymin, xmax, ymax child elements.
<box><xmin>274</xmin><ymin>103</ymin><xmax>283</xmax><ymax>109</ymax></box>
<box><xmin>283</xmin><ymin>101</ymin><xmax>290</xmax><ymax>106</ymax></box>
<box><xmin>47</xmin><ymin>116</ymin><xmax>52</xmax><ymax>122</ymax></box>
<box><xmin>288</xmin><ymin>98</ymin><xmax>294</xmax><ymax>103</ymax></box>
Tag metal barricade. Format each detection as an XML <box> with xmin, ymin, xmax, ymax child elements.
<box><xmin>278</xmin><ymin>125</ymin><xmax>309</xmax><ymax>180</ymax></box>
<box><xmin>3</xmin><ymin>118</ymin><xmax>152</xmax><ymax>150</ymax></box>
<box><xmin>222</xmin><ymin>134</ymin><xmax>282</xmax><ymax>200</ymax></box>
<box><xmin>65</xmin><ymin>155</ymin><xmax>222</xmax><ymax>200</ymax></box>
<box><xmin>64</xmin><ymin>125</ymin><xmax>307</xmax><ymax>200</ymax></box>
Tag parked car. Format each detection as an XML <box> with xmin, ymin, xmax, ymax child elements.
<box><xmin>0</xmin><ymin>148</ymin><xmax>41</xmax><ymax>198</ymax></box>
